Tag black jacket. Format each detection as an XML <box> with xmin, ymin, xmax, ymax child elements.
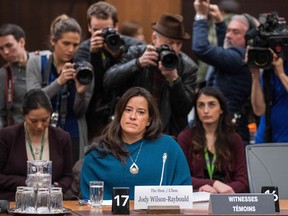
<box><xmin>75</xmin><ymin>36</ymin><xmax>145</xmax><ymax>138</ymax></box>
<box><xmin>104</xmin><ymin>44</ymin><xmax>198</xmax><ymax>137</ymax></box>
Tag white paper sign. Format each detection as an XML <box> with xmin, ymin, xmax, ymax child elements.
<box><xmin>134</xmin><ymin>185</ymin><xmax>193</xmax><ymax>209</ymax></box>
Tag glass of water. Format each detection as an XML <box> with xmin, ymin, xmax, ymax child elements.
<box><xmin>36</xmin><ymin>187</ymin><xmax>50</xmax><ymax>213</ymax></box>
<box><xmin>23</xmin><ymin>187</ymin><xmax>36</xmax><ymax>213</ymax></box>
<box><xmin>89</xmin><ymin>181</ymin><xmax>104</xmax><ymax>208</ymax></box>
<box><xmin>50</xmin><ymin>187</ymin><xmax>63</xmax><ymax>213</ymax></box>
<box><xmin>15</xmin><ymin>186</ymin><xmax>25</xmax><ymax>212</ymax></box>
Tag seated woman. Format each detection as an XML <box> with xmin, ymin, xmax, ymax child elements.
<box><xmin>80</xmin><ymin>87</ymin><xmax>191</xmax><ymax>200</ymax></box>
<box><xmin>178</xmin><ymin>86</ymin><xmax>248</xmax><ymax>193</ymax></box>
<box><xmin>0</xmin><ymin>89</ymin><xmax>73</xmax><ymax>201</ymax></box>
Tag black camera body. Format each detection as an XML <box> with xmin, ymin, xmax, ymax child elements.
<box><xmin>156</xmin><ymin>44</ymin><xmax>179</xmax><ymax>70</ymax></box>
<box><xmin>101</xmin><ymin>28</ymin><xmax>125</xmax><ymax>51</ymax></box>
<box><xmin>247</xmin><ymin>13</ymin><xmax>288</xmax><ymax>70</ymax></box>
<box><xmin>74</xmin><ymin>61</ymin><xmax>93</xmax><ymax>85</ymax></box>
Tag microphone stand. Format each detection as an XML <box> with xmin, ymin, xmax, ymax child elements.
<box><xmin>263</xmin><ymin>69</ymin><xmax>272</xmax><ymax>143</ymax></box>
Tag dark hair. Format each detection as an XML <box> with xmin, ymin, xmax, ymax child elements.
<box><xmin>89</xmin><ymin>87</ymin><xmax>163</xmax><ymax>163</ymax></box>
<box><xmin>87</xmin><ymin>1</ymin><xmax>118</xmax><ymax>26</ymax></box>
<box><xmin>191</xmin><ymin>86</ymin><xmax>235</xmax><ymax>171</ymax></box>
<box><xmin>50</xmin><ymin>14</ymin><xmax>82</xmax><ymax>42</ymax></box>
<box><xmin>119</xmin><ymin>21</ymin><xmax>142</xmax><ymax>37</ymax></box>
<box><xmin>0</xmin><ymin>24</ymin><xmax>25</xmax><ymax>41</ymax></box>
<box><xmin>22</xmin><ymin>89</ymin><xmax>52</xmax><ymax>115</ymax></box>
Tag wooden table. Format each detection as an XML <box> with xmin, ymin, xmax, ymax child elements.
<box><xmin>5</xmin><ymin>200</ymin><xmax>288</xmax><ymax>215</ymax></box>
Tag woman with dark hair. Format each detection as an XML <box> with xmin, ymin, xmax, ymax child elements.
<box><xmin>0</xmin><ymin>89</ymin><xmax>73</xmax><ymax>201</ymax></box>
<box><xmin>80</xmin><ymin>87</ymin><xmax>191</xmax><ymax>200</ymax></box>
<box><xmin>178</xmin><ymin>86</ymin><xmax>248</xmax><ymax>193</ymax></box>
<box><xmin>26</xmin><ymin>14</ymin><xmax>94</xmax><ymax>164</ymax></box>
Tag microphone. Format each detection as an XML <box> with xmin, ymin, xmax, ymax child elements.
<box><xmin>159</xmin><ymin>153</ymin><xmax>167</xmax><ymax>186</ymax></box>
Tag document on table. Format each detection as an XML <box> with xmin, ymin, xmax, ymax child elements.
<box><xmin>193</xmin><ymin>191</ymin><xmax>210</xmax><ymax>202</ymax></box>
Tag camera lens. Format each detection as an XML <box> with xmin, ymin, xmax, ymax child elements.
<box><xmin>157</xmin><ymin>44</ymin><xmax>178</xmax><ymax>70</ymax></box>
<box><xmin>102</xmin><ymin>28</ymin><xmax>125</xmax><ymax>51</ymax></box>
<box><xmin>248</xmin><ymin>48</ymin><xmax>273</xmax><ymax>69</ymax></box>
<box><xmin>160</xmin><ymin>51</ymin><xmax>179</xmax><ymax>70</ymax></box>
<box><xmin>74</xmin><ymin>61</ymin><xmax>93</xmax><ymax>85</ymax></box>
<box><xmin>253</xmin><ymin>51</ymin><xmax>271</xmax><ymax>67</ymax></box>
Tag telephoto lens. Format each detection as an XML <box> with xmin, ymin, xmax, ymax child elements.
<box><xmin>156</xmin><ymin>44</ymin><xmax>179</xmax><ymax>70</ymax></box>
<box><xmin>74</xmin><ymin>61</ymin><xmax>93</xmax><ymax>85</ymax></box>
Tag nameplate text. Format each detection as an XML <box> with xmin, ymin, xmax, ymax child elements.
<box><xmin>134</xmin><ymin>185</ymin><xmax>193</xmax><ymax>209</ymax></box>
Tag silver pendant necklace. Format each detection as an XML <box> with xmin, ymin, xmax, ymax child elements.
<box><xmin>128</xmin><ymin>140</ymin><xmax>144</xmax><ymax>174</ymax></box>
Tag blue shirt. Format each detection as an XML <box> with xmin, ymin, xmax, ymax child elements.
<box><xmin>256</xmin><ymin>62</ymin><xmax>288</xmax><ymax>143</ymax></box>
<box><xmin>80</xmin><ymin>134</ymin><xmax>191</xmax><ymax>200</ymax></box>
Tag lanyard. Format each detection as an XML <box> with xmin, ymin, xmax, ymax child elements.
<box><xmin>204</xmin><ymin>147</ymin><xmax>217</xmax><ymax>180</ymax></box>
<box><xmin>25</xmin><ymin>124</ymin><xmax>46</xmax><ymax>160</ymax></box>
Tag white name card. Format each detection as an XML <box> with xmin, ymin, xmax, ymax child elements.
<box><xmin>134</xmin><ymin>185</ymin><xmax>193</xmax><ymax>209</ymax></box>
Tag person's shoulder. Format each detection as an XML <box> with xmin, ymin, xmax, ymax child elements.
<box><xmin>0</xmin><ymin>123</ymin><xmax>23</xmax><ymax>135</ymax></box>
<box><xmin>179</xmin><ymin>51</ymin><xmax>198</xmax><ymax>67</ymax></box>
<box><xmin>230</xmin><ymin>132</ymin><xmax>245</xmax><ymax>146</ymax></box>
<box><xmin>0</xmin><ymin>65</ymin><xmax>6</xmax><ymax>76</ymax></box>
<box><xmin>229</xmin><ymin>46</ymin><xmax>246</xmax><ymax>56</ymax></box>
<box><xmin>122</xmin><ymin>35</ymin><xmax>145</xmax><ymax>47</ymax></box>
<box><xmin>48</xmin><ymin>126</ymin><xmax>70</xmax><ymax>139</ymax></box>
<box><xmin>79</xmin><ymin>38</ymin><xmax>91</xmax><ymax>48</ymax></box>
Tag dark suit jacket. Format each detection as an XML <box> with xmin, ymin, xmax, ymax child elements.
<box><xmin>0</xmin><ymin>123</ymin><xmax>73</xmax><ymax>201</ymax></box>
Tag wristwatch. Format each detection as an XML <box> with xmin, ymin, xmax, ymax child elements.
<box><xmin>195</xmin><ymin>14</ymin><xmax>207</xmax><ymax>21</ymax></box>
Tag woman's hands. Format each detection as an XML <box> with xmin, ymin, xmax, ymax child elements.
<box><xmin>57</xmin><ymin>62</ymin><xmax>87</xmax><ymax>94</ymax></box>
<box><xmin>199</xmin><ymin>181</ymin><xmax>235</xmax><ymax>194</ymax></box>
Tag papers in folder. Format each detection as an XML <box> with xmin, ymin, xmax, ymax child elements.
<box><xmin>192</xmin><ymin>191</ymin><xmax>211</xmax><ymax>203</ymax></box>
<box><xmin>192</xmin><ymin>192</ymin><xmax>210</xmax><ymax>207</ymax></box>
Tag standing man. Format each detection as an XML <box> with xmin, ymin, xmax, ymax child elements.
<box><xmin>0</xmin><ymin>24</ymin><xmax>45</xmax><ymax>128</ymax></box>
<box><xmin>192</xmin><ymin>0</ymin><xmax>256</xmax><ymax>144</ymax></box>
<box><xmin>104</xmin><ymin>13</ymin><xmax>197</xmax><ymax>137</ymax></box>
<box><xmin>75</xmin><ymin>1</ymin><xmax>144</xmax><ymax>141</ymax></box>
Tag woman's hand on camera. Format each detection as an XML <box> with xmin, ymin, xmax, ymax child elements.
<box><xmin>57</xmin><ymin>63</ymin><xmax>75</xmax><ymax>85</ymax></box>
<box><xmin>74</xmin><ymin>78</ymin><xmax>87</xmax><ymax>94</ymax></box>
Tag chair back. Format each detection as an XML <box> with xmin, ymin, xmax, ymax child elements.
<box><xmin>246</xmin><ymin>143</ymin><xmax>288</xmax><ymax>199</ymax></box>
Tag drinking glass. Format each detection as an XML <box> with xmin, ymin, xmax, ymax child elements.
<box><xmin>22</xmin><ymin>187</ymin><xmax>36</xmax><ymax>213</ymax></box>
<box><xmin>36</xmin><ymin>187</ymin><xmax>50</xmax><ymax>213</ymax></box>
<box><xmin>89</xmin><ymin>181</ymin><xmax>104</xmax><ymax>208</ymax></box>
<box><xmin>50</xmin><ymin>187</ymin><xmax>63</xmax><ymax>213</ymax></box>
<box><xmin>15</xmin><ymin>186</ymin><xmax>25</xmax><ymax>212</ymax></box>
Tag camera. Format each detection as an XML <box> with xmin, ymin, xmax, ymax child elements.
<box><xmin>156</xmin><ymin>44</ymin><xmax>179</xmax><ymax>70</ymax></box>
<box><xmin>247</xmin><ymin>12</ymin><xmax>288</xmax><ymax>69</ymax></box>
<box><xmin>101</xmin><ymin>28</ymin><xmax>125</xmax><ymax>51</ymax></box>
<box><xmin>74</xmin><ymin>61</ymin><xmax>93</xmax><ymax>85</ymax></box>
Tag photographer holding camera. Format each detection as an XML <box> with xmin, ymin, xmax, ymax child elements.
<box><xmin>247</xmin><ymin>13</ymin><xmax>288</xmax><ymax>143</ymax></box>
<box><xmin>26</xmin><ymin>14</ymin><xmax>94</xmax><ymax>164</ymax></box>
<box><xmin>103</xmin><ymin>13</ymin><xmax>198</xmax><ymax>137</ymax></box>
<box><xmin>75</xmin><ymin>2</ymin><xmax>145</xmax><ymax>141</ymax></box>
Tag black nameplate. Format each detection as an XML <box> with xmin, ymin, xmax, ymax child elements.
<box><xmin>112</xmin><ymin>187</ymin><xmax>129</xmax><ymax>214</ymax></box>
<box><xmin>261</xmin><ymin>186</ymin><xmax>280</xmax><ymax>212</ymax></box>
<box><xmin>209</xmin><ymin>193</ymin><xmax>275</xmax><ymax>214</ymax></box>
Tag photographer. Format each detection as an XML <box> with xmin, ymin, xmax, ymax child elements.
<box><xmin>26</xmin><ymin>15</ymin><xmax>94</xmax><ymax>164</ymax></box>
<box><xmin>104</xmin><ymin>13</ymin><xmax>197</xmax><ymax>137</ymax></box>
<box><xmin>74</xmin><ymin>2</ymin><xmax>145</xmax><ymax>141</ymax></box>
<box><xmin>247</xmin><ymin>14</ymin><xmax>288</xmax><ymax>143</ymax></box>
<box><xmin>192</xmin><ymin>0</ymin><xmax>257</xmax><ymax>144</ymax></box>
